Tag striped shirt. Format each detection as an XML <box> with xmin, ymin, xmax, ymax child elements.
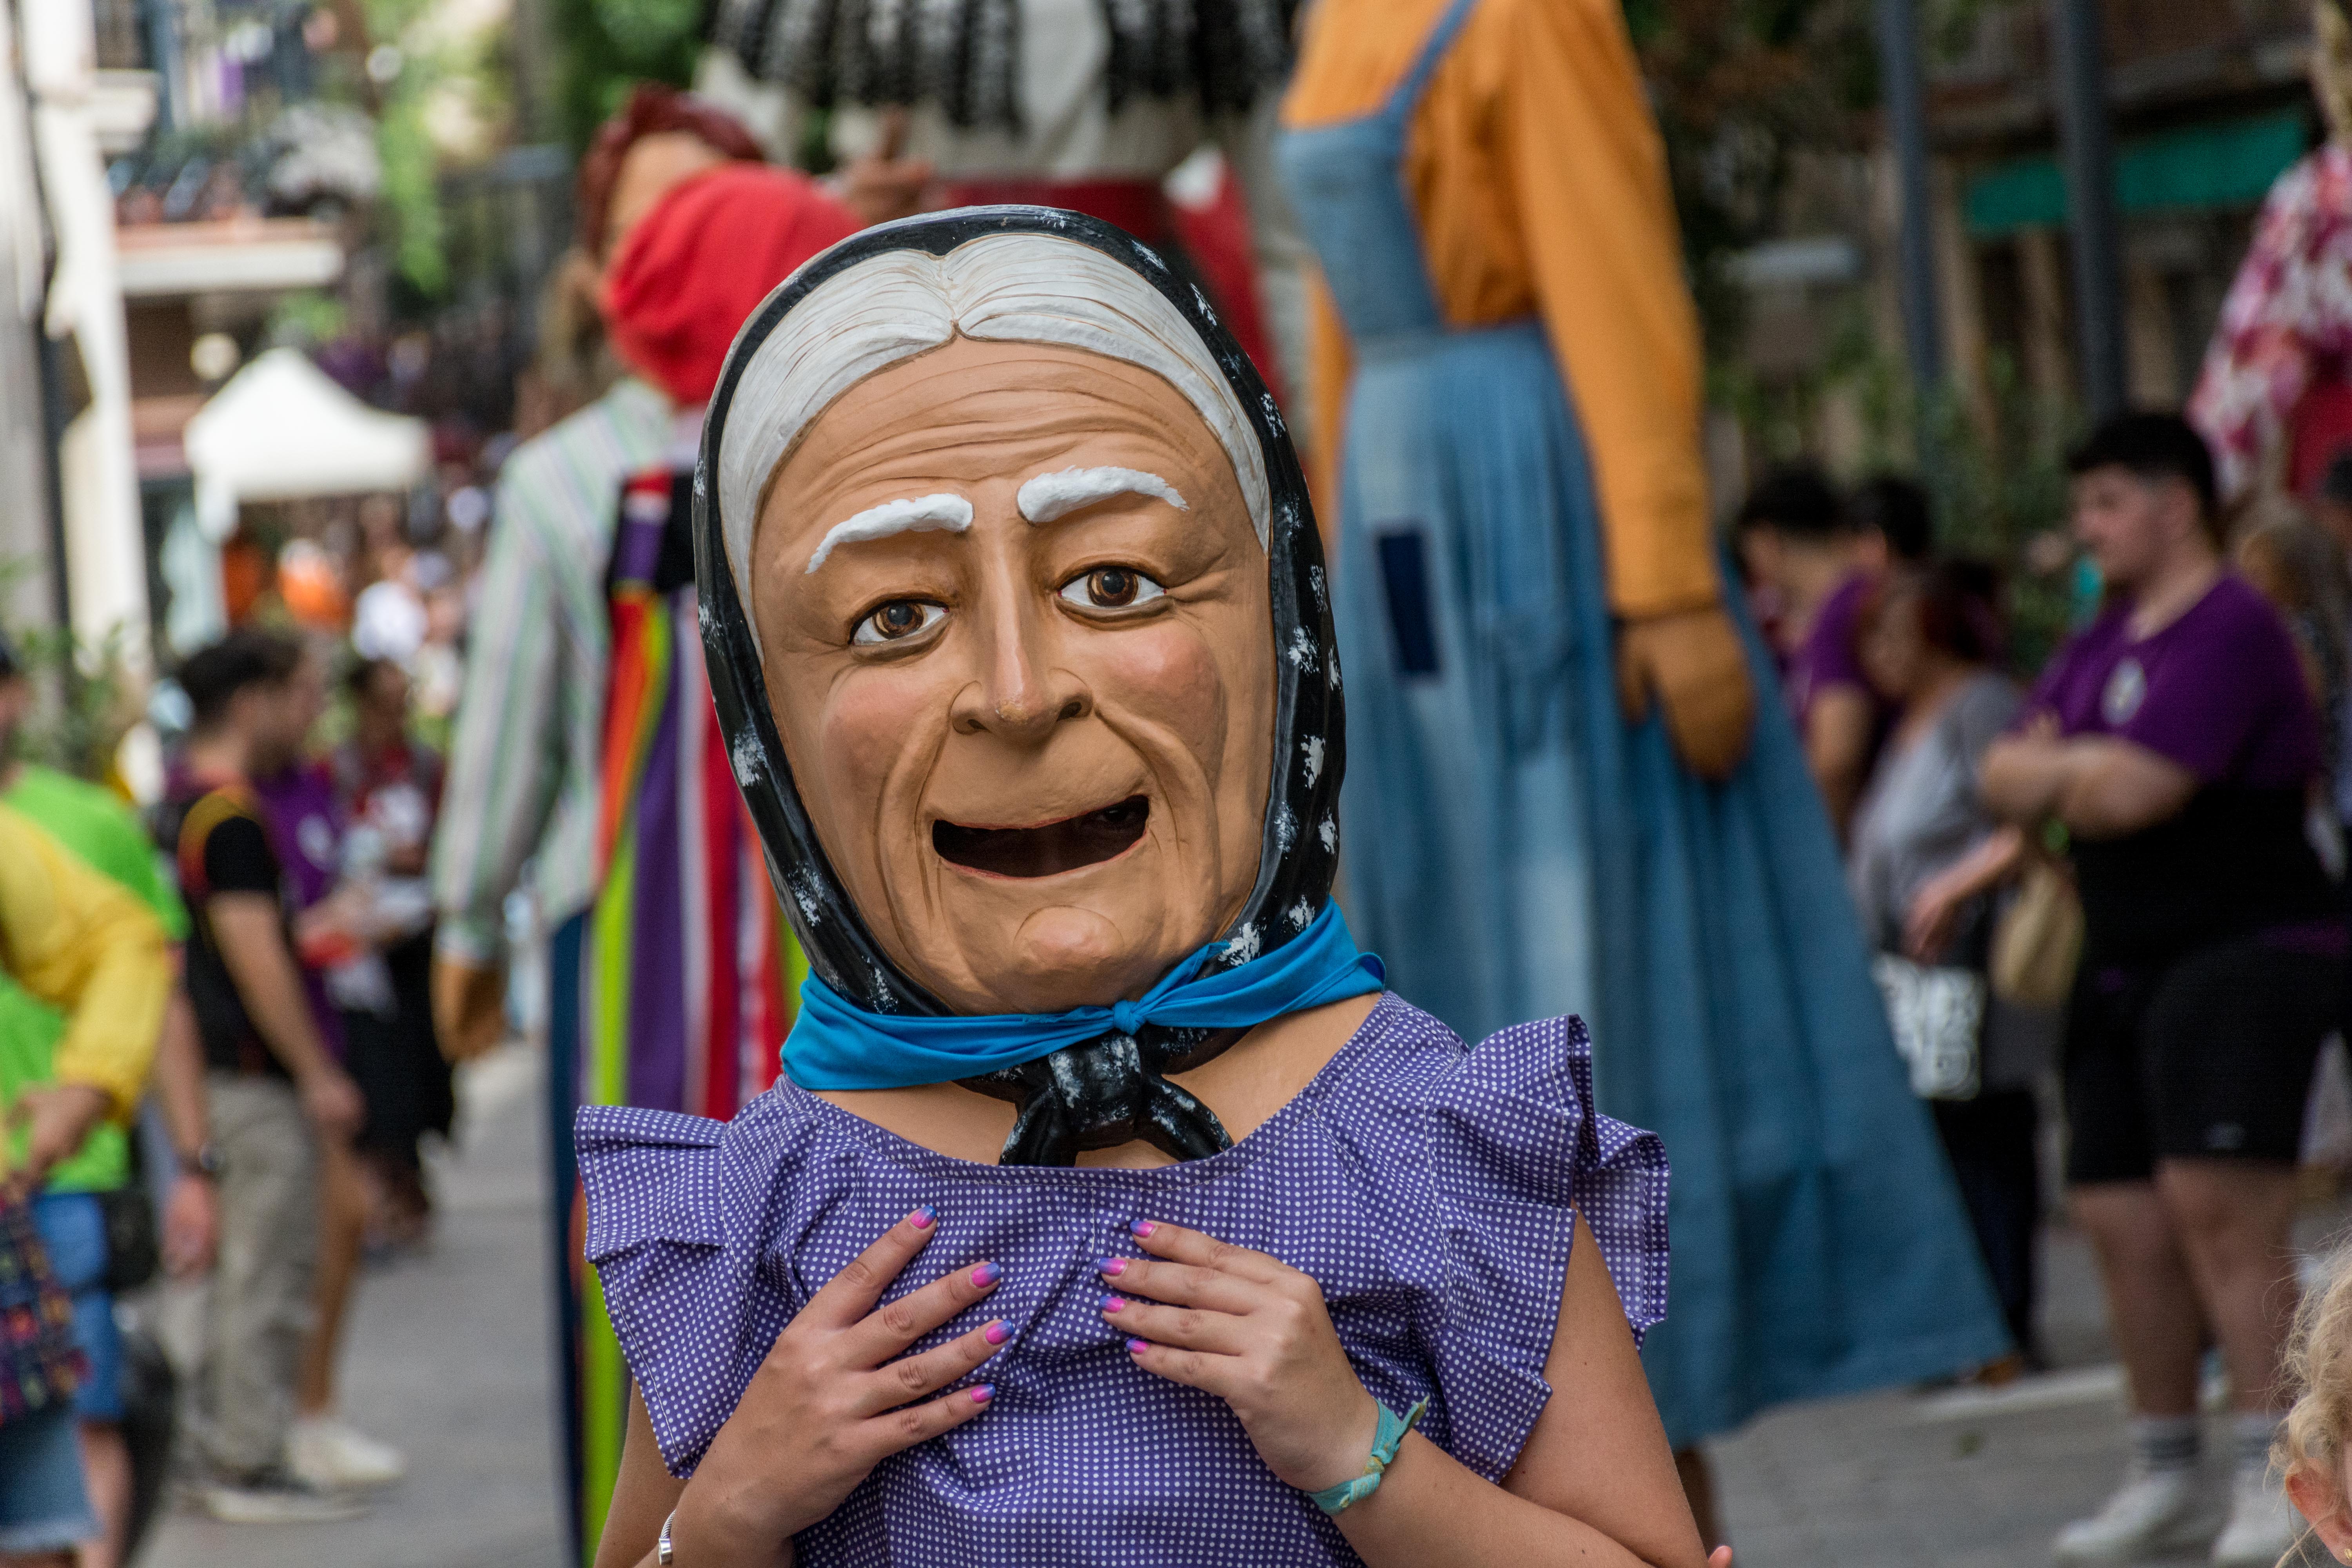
<box><xmin>431</xmin><ymin>378</ymin><xmax>673</xmax><ymax>962</ymax></box>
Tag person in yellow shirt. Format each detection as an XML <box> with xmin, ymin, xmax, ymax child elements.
<box><xmin>0</xmin><ymin>800</ymin><xmax>169</xmax><ymax>1566</ymax></box>
<box><xmin>1278</xmin><ymin>0</ymin><xmax>2007</xmax><ymax>1541</ymax></box>
<box><xmin>0</xmin><ymin>804</ymin><xmax>171</xmax><ymax>1187</ymax></box>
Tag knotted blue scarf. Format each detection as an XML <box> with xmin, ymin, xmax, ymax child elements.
<box><xmin>783</xmin><ymin>902</ymin><xmax>1385</xmax><ymax>1091</ymax></box>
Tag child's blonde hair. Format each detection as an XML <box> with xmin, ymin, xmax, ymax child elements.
<box><xmin>2280</xmin><ymin>1242</ymin><xmax>2352</xmax><ymax>1517</ymax></box>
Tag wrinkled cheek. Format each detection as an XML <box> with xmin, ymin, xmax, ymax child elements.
<box><xmin>811</xmin><ymin>674</ymin><xmax>946</xmax><ymax>884</ymax></box>
<box><xmin>1099</xmin><ymin>628</ymin><xmax>1230</xmax><ymax>782</ymax></box>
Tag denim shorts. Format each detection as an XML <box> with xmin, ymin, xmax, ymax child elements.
<box><xmin>0</xmin><ymin>1404</ymin><xmax>97</xmax><ymax>1552</ymax></box>
<box><xmin>32</xmin><ymin>1193</ymin><xmax>122</xmax><ymax>1423</ymax></box>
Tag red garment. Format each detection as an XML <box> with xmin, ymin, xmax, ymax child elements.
<box><xmin>2191</xmin><ymin>145</ymin><xmax>2352</xmax><ymax>501</ymax></box>
<box><xmin>601</xmin><ymin>164</ymin><xmax>862</xmax><ymax>406</ymax></box>
<box><xmin>2292</xmin><ymin>378</ymin><xmax>2352</xmax><ymax>497</ymax></box>
<box><xmin>574</xmin><ymin>84</ymin><xmax>765</xmax><ymax>256</ymax></box>
<box><xmin>330</xmin><ymin>736</ymin><xmax>444</xmax><ymax>866</ymax></box>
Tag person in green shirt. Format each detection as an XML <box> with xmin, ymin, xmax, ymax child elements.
<box><xmin>0</xmin><ymin>628</ymin><xmax>188</xmax><ymax>1568</ymax></box>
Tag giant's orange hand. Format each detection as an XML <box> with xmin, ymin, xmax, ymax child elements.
<box><xmin>1614</xmin><ymin>606</ymin><xmax>1756</xmax><ymax>783</ymax></box>
<box><xmin>430</xmin><ymin>954</ymin><xmax>507</xmax><ymax>1063</ymax></box>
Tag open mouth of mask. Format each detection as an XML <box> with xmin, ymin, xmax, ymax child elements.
<box><xmin>932</xmin><ymin>796</ymin><xmax>1151</xmax><ymax>879</ymax></box>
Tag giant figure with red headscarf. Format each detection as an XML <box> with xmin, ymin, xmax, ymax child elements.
<box><xmin>428</xmin><ymin>89</ymin><xmax>867</xmax><ymax>1558</ymax></box>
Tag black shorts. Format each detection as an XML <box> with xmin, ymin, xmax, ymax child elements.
<box><xmin>2063</xmin><ymin>931</ymin><xmax>2345</xmax><ymax>1183</ymax></box>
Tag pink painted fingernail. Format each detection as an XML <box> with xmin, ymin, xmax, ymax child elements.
<box><xmin>1100</xmin><ymin>1294</ymin><xmax>1125</xmax><ymax>1314</ymax></box>
<box><xmin>970</xmin><ymin>1261</ymin><xmax>1001</xmax><ymax>1288</ymax></box>
<box><xmin>908</xmin><ymin>1207</ymin><xmax>935</xmax><ymax>1230</ymax></box>
<box><xmin>1096</xmin><ymin>1256</ymin><xmax>1126</xmax><ymax>1277</ymax></box>
<box><xmin>970</xmin><ymin>1384</ymin><xmax>994</xmax><ymax>1404</ymax></box>
<box><xmin>1126</xmin><ymin>1338</ymin><xmax>1149</xmax><ymax>1354</ymax></box>
<box><xmin>1130</xmin><ymin>1220</ymin><xmax>1156</xmax><ymax>1238</ymax></box>
<box><xmin>985</xmin><ymin>1321</ymin><xmax>1010</xmax><ymax>1346</ymax></box>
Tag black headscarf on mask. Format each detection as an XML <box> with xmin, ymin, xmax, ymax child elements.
<box><xmin>693</xmin><ymin>207</ymin><xmax>1343</xmax><ymax>1166</ymax></box>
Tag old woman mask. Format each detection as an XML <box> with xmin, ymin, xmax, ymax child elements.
<box><xmin>699</xmin><ymin>211</ymin><xmax>1369</xmax><ymax>1165</ymax></box>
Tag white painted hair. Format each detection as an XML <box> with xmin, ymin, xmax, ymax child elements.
<box><xmin>714</xmin><ymin>231</ymin><xmax>1272</xmax><ymax>638</ymax></box>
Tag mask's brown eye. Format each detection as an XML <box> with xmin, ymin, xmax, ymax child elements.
<box><xmin>1058</xmin><ymin>567</ymin><xmax>1166</xmax><ymax>613</ymax></box>
<box><xmin>852</xmin><ymin>600</ymin><xmax>945</xmax><ymax>646</ymax></box>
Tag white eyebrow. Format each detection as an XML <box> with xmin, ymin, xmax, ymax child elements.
<box><xmin>1016</xmin><ymin>466</ymin><xmax>1189</xmax><ymax>524</ymax></box>
<box><xmin>804</xmin><ymin>494</ymin><xmax>975</xmax><ymax>573</ymax></box>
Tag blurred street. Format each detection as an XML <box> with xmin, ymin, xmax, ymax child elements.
<box><xmin>1713</xmin><ymin>1211</ymin><xmax>2345</xmax><ymax>1568</ymax></box>
<box><xmin>144</xmin><ymin>1042</ymin><xmax>564</xmax><ymax>1568</ymax></box>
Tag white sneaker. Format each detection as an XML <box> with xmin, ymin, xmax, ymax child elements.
<box><xmin>2053</xmin><ymin>1465</ymin><xmax>2199</xmax><ymax>1563</ymax></box>
<box><xmin>2211</xmin><ymin>1466</ymin><xmax>2299</xmax><ymax>1566</ymax></box>
<box><xmin>287</xmin><ymin>1415</ymin><xmax>407</xmax><ymax>1490</ymax></box>
<box><xmin>201</xmin><ymin>1477</ymin><xmax>367</xmax><ymax>1524</ymax></box>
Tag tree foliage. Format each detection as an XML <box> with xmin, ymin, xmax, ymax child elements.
<box><xmin>1624</xmin><ymin>0</ymin><xmax>1878</xmax><ymax>354</ymax></box>
<box><xmin>553</xmin><ymin>0</ymin><xmax>701</xmax><ymax>150</ymax></box>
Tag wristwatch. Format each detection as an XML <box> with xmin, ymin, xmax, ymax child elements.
<box><xmin>657</xmin><ymin>1510</ymin><xmax>676</xmax><ymax>1565</ymax></box>
<box><xmin>176</xmin><ymin>1142</ymin><xmax>223</xmax><ymax>1178</ymax></box>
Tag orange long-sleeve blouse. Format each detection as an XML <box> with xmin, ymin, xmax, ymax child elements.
<box><xmin>1283</xmin><ymin>0</ymin><xmax>1721</xmax><ymax>619</ymax></box>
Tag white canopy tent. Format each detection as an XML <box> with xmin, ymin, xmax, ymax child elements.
<box><xmin>183</xmin><ymin>346</ymin><xmax>430</xmax><ymax>539</ymax></box>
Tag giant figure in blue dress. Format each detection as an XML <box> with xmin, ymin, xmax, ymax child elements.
<box><xmin>1276</xmin><ymin>0</ymin><xmax>2009</xmax><ymax>1510</ymax></box>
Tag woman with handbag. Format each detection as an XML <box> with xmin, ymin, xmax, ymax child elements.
<box><xmin>1849</xmin><ymin>560</ymin><xmax>2042</xmax><ymax>1370</ymax></box>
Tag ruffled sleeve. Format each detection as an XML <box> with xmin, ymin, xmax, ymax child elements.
<box><xmin>578</xmin><ymin>1103</ymin><xmax>797</xmax><ymax>1477</ymax></box>
<box><xmin>1421</xmin><ymin>1014</ymin><xmax>1670</xmax><ymax>1481</ymax></box>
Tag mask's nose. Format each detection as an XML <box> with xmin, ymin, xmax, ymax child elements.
<box><xmin>949</xmin><ymin>581</ymin><xmax>1092</xmax><ymax>742</ymax></box>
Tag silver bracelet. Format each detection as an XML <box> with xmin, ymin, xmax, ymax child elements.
<box><xmin>657</xmin><ymin>1509</ymin><xmax>676</xmax><ymax>1565</ymax></box>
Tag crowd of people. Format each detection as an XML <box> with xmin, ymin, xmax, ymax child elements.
<box><xmin>0</xmin><ymin>618</ymin><xmax>454</xmax><ymax>1561</ymax></box>
<box><xmin>1737</xmin><ymin>412</ymin><xmax>2352</xmax><ymax>1564</ymax></box>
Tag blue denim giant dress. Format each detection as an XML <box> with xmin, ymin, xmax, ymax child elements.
<box><xmin>1274</xmin><ymin>0</ymin><xmax>2009</xmax><ymax>1445</ymax></box>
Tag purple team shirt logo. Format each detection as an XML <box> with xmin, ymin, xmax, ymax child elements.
<box><xmin>2024</xmin><ymin>576</ymin><xmax>2320</xmax><ymax>792</ymax></box>
<box><xmin>2100</xmin><ymin>658</ymin><xmax>2147</xmax><ymax>727</ymax></box>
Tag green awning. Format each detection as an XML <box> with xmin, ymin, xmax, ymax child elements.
<box><xmin>1964</xmin><ymin>109</ymin><xmax>2310</xmax><ymax>236</ymax></box>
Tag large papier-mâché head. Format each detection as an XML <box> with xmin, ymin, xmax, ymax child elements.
<box><xmin>695</xmin><ymin>209</ymin><xmax>1343</xmax><ymax>1163</ymax></box>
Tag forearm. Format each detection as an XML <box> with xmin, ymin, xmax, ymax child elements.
<box><xmin>1813</xmin><ymin>757</ymin><xmax>1866</xmax><ymax>838</ymax></box>
<box><xmin>241</xmin><ymin>963</ymin><xmax>335</xmax><ymax>1082</ymax></box>
<box><xmin>1508</xmin><ymin>0</ymin><xmax>1716</xmax><ymax>620</ymax></box>
<box><xmin>1937</xmin><ymin>825</ymin><xmax>2026</xmax><ymax>906</ymax></box>
<box><xmin>1335</xmin><ymin>1435</ymin><xmax>1688</xmax><ymax>1568</ymax></box>
<box><xmin>48</xmin><ymin>912</ymin><xmax>171</xmax><ymax>1120</ymax></box>
<box><xmin>619</xmin><ymin>1544</ymin><xmax>793</xmax><ymax>1568</ymax></box>
<box><xmin>2052</xmin><ymin>740</ymin><xmax>2198</xmax><ymax>840</ymax></box>
<box><xmin>1978</xmin><ymin>740</ymin><xmax>2074</xmax><ymax>825</ymax></box>
<box><xmin>605</xmin><ymin>1500</ymin><xmax>797</xmax><ymax>1567</ymax></box>
<box><xmin>210</xmin><ymin>901</ymin><xmax>338</xmax><ymax>1081</ymax></box>
<box><xmin>2055</xmin><ymin>769</ymin><xmax>2150</xmax><ymax>840</ymax></box>
<box><xmin>152</xmin><ymin>992</ymin><xmax>211</xmax><ymax>1152</ymax></box>
<box><xmin>1804</xmin><ymin>689</ymin><xmax>1874</xmax><ymax>836</ymax></box>
<box><xmin>432</xmin><ymin>532</ymin><xmax>563</xmax><ymax>961</ymax></box>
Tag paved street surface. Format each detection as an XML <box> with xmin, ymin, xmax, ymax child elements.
<box><xmin>142</xmin><ymin>1043</ymin><xmax>567</xmax><ymax>1568</ymax></box>
<box><xmin>126</xmin><ymin>1050</ymin><xmax>2352</xmax><ymax>1566</ymax></box>
<box><xmin>1712</xmin><ymin>1210</ymin><xmax>2347</xmax><ymax>1568</ymax></box>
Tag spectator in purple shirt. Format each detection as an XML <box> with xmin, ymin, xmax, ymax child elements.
<box><xmin>1982</xmin><ymin>411</ymin><xmax>2343</xmax><ymax>1567</ymax></box>
<box><xmin>1735</xmin><ymin>464</ymin><xmax>1889</xmax><ymax>837</ymax></box>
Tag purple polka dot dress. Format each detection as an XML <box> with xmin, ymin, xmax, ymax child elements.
<box><xmin>578</xmin><ymin>995</ymin><xmax>1670</xmax><ymax>1565</ymax></box>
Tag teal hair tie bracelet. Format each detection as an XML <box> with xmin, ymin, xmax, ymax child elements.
<box><xmin>1307</xmin><ymin>1397</ymin><xmax>1429</xmax><ymax>1515</ymax></box>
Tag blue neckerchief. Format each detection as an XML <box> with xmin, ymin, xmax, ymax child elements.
<box><xmin>783</xmin><ymin>902</ymin><xmax>1385</xmax><ymax>1091</ymax></box>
